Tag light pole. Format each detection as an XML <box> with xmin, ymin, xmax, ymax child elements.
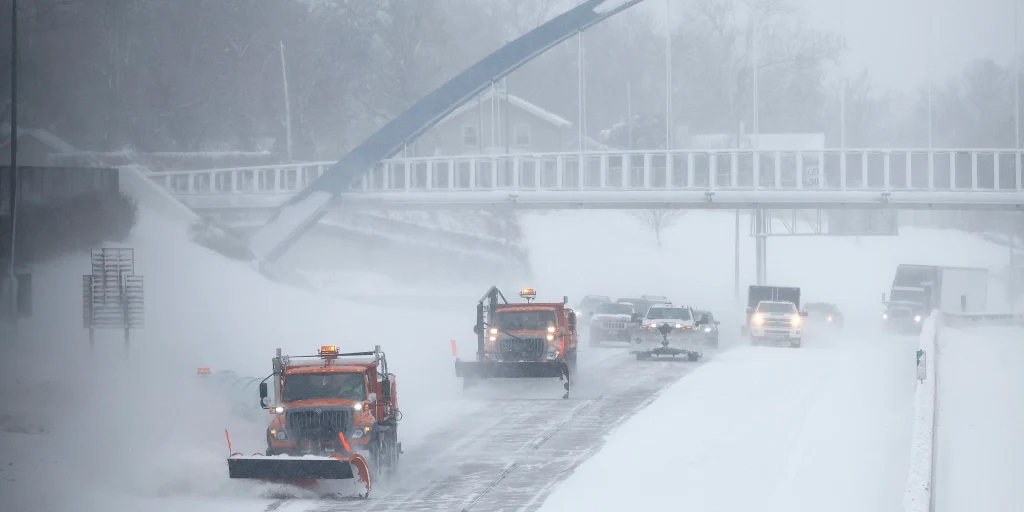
<box><xmin>7</xmin><ymin>0</ymin><xmax>19</xmax><ymax>326</ymax></box>
<box><xmin>665</xmin><ymin>0</ymin><xmax>673</xmax><ymax>150</ymax></box>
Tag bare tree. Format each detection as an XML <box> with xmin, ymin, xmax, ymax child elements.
<box><xmin>631</xmin><ymin>210</ymin><xmax>686</xmax><ymax>248</ymax></box>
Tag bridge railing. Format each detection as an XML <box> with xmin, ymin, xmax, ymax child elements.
<box><xmin>150</xmin><ymin>149</ymin><xmax>1024</xmax><ymax>197</ymax></box>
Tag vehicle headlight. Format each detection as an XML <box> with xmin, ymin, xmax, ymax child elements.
<box><xmin>547</xmin><ymin>334</ymin><xmax>554</xmax><ymax>341</ymax></box>
<box><xmin>269</xmin><ymin>428</ymin><xmax>287</xmax><ymax>440</ymax></box>
<box><xmin>914</xmin><ymin>315</ymin><xmax>922</xmax><ymax>322</ymax></box>
<box><xmin>274</xmin><ymin>406</ymin><xmax>284</xmax><ymax>414</ymax></box>
<box><xmin>704</xmin><ymin>327</ymin><xmax>712</xmax><ymax>332</ymax></box>
<box><xmin>753</xmin><ymin>313</ymin><xmax>765</xmax><ymax>326</ymax></box>
<box><xmin>647</xmin><ymin>323</ymin><xmax>657</xmax><ymax>328</ymax></box>
<box><xmin>883</xmin><ymin>313</ymin><xmax>889</xmax><ymax>320</ymax></box>
<box><xmin>675</xmin><ymin>323</ymin><xmax>683</xmax><ymax>328</ymax></box>
<box><xmin>790</xmin><ymin>316</ymin><xmax>801</xmax><ymax>327</ymax></box>
<box><xmin>353</xmin><ymin>402</ymin><xmax>363</xmax><ymax>412</ymax></box>
<box><xmin>547</xmin><ymin>326</ymin><xmax>556</xmax><ymax>333</ymax></box>
<box><xmin>489</xmin><ymin>328</ymin><xmax>498</xmax><ymax>335</ymax></box>
<box><xmin>351</xmin><ymin>426</ymin><xmax>371</xmax><ymax>439</ymax></box>
<box><xmin>827</xmin><ymin>316</ymin><xmax>833</xmax><ymax>322</ymax></box>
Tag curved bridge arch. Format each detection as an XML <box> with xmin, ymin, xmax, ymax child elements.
<box><xmin>249</xmin><ymin>0</ymin><xmax>648</xmax><ymax>262</ymax></box>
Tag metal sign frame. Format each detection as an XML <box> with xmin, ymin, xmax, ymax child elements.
<box><xmin>82</xmin><ymin>248</ymin><xmax>144</xmax><ymax>351</ymax></box>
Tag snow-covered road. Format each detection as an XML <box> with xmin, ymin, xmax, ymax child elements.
<box><xmin>538</xmin><ymin>330</ymin><xmax>918</xmax><ymax>512</ymax></box>
<box><xmin>934</xmin><ymin>325</ymin><xmax>1024</xmax><ymax>512</ymax></box>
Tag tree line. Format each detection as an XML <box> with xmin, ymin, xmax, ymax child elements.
<box><xmin>0</xmin><ymin>0</ymin><xmax>1020</xmax><ymax>239</ymax></box>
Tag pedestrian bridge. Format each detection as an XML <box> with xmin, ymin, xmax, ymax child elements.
<box><xmin>152</xmin><ymin>148</ymin><xmax>1024</xmax><ymax>211</ymax></box>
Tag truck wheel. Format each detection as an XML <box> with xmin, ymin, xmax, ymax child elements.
<box><xmin>790</xmin><ymin>339</ymin><xmax>801</xmax><ymax>348</ymax></box>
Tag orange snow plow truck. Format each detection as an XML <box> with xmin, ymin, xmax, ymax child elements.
<box><xmin>454</xmin><ymin>287</ymin><xmax>579</xmax><ymax>398</ymax></box>
<box><xmin>226</xmin><ymin>345</ymin><xmax>401</xmax><ymax>494</ymax></box>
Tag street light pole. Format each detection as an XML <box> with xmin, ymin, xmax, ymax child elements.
<box><xmin>665</xmin><ymin>0</ymin><xmax>673</xmax><ymax>150</ymax></box>
<box><xmin>7</xmin><ymin>0</ymin><xmax>19</xmax><ymax>326</ymax></box>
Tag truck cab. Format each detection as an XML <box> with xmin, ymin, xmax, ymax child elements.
<box><xmin>882</xmin><ymin>286</ymin><xmax>930</xmax><ymax>332</ymax></box>
<box><xmin>629</xmin><ymin>303</ymin><xmax>704</xmax><ymax>360</ymax></box>
<box><xmin>457</xmin><ymin>287</ymin><xmax>579</xmax><ymax>399</ymax></box>
<box><xmin>749</xmin><ymin>300</ymin><xmax>805</xmax><ymax>348</ymax></box>
<box><xmin>259</xmin><ymin>345</ymin><xmax>399</xmax><ymax>471</ymax></box>
<box><xmin>485</xmin><ymin>299</ymin><xmax>577</xmax><ymax>363</ymax></box>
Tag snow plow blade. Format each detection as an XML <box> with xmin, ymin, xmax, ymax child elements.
<box><xmin>227</xmin><ymin>454</ymin><xmax>370</xmax><ymax>484</ymax></box>
<box><xmin>455</xmin><ymin>360</ymin><xmax>567</xmax><ymax>380</ymax></box>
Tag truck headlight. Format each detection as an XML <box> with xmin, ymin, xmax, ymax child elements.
<box><xmin>883</xmin><ymin>313</ymin><xmax>889</xmax><ymax>320</ymax></box>
<box><xmin>353</xmin><ymin>402</ymin><xmax>363</xmax><ymax>412</ymax></box>
<box><xmin>547</xmin><ymin>326</ymin><xmax>556</xmax><ymax>333</ymax></box>
<box><xmin>914</xmin><ymin>315</ymin><xmax>922</xmax><ymax>322</ymax></box>
<box><xmin>274</xmin><ymin>406</ymin><xmax>284</xmax><ymax>414</ymax></box>
<box><xmin>753</xmin><ymin>313</ymin><xmax>765</xmax><ymax>326</ymax></box>
<box><xmin>546</xmin><ymin>334</ymin><xmax>554</xmax><ymax>341</ymax></box>
<box><xmin>704</xmin><ymin>327</ymin><xmax>712</xmax><ymax>333</ymax></box>
<box><xmin>351</xmin><ymin>426</ymin><xmax>371</xmax><ymax>439</ymax></box>
<box><xmin>790</xmin><ymin>316</ymin><xmax>801</xmax><ymax>327</ymax></box>
<box><xmin>269</xmin><ymin>428</ymin><xmax>287</xmax><ymax>440</ymax></box>
<box><xmin>827</xmin><ymin>316</ymin><xmax>833</xmax><ymax>322</ymax></box>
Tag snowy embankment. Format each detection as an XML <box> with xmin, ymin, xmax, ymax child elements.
<box><xmin>903</xmin><ymin>311</ymin><xmax>939</xmax><ymax>512</ymax></box>
<box><xmin>0</xmin><ymin>208</ymin><xmax>480</xmax><ymax>512</ymax></box>
<box><xmin>539</xmin><ymin>331</ymin><xmax>917</xmax><ymax>512</ymax></box>
<box><xmin>933</xmin><ymin>324</ymin><xmax>1024</xmax><ymax>512</ymax></box>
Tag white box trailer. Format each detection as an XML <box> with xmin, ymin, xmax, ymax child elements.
<box><xmin>938</xmin><ymin>266</ymin><xmax>989</xmax><ymax>313</ymax></box>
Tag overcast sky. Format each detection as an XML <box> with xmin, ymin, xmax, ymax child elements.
<box><xmin>800</xmin><ymin>0</ymin><xmax>1018</xmax><ymax>92</ymax></box>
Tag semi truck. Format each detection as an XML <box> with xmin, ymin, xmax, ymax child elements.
<box><xmin>882</xmin><ymin>264</ymin><xmax>989</xmax><ymax>332</ymax></box>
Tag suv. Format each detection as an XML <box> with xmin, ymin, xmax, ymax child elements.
<box><xmin>588</xmin><ymin>301</ymin><xmax>635</xmax><ymax>346</ymax></box>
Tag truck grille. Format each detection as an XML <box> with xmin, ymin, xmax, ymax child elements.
<box><xmin>889</xmin><ymin>308</ymin><xmax>912</xmax><ymax>318</ymax></box>
<box><xmin>765</xmin><ymin>319</ymin><xmax>792</xmax><ymax>328</ymax></box>
<box><xmin>286</xmin><ymin>407</ymin><xmax>353</xmax><ymax>439</ymax></box>
<box><xmin>602</xmin><ymin>321</ymin><xmax>626</xmax><ymax>330</ymax></box>
<box><xmin>498</xmin><ymin>337</ymin><xmax>546</xmax><ymax>361</ymax></box>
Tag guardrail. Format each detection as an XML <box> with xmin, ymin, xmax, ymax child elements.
<box><xmin>940</xmin><ymin>312</ymin><xmax>1024</xmax><ymax>327</ymax></box>
<box><xmin>904</xmin><ymin>310</ymin><xmax>939</xmax><ymax>512</ymax></box>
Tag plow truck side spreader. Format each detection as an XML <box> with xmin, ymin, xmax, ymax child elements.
<box><xmin>225</xmin><ymin>345</ymin><xmax>402</xmax><ymax>497</ymax></box>
<box><xmin>453</xmin><ymin>287</ymin><xmax>579</xmax><ymax>399</ymax></box>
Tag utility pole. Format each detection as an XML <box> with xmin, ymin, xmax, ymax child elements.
<box><xmin>7</xmin><ymin>0</ymin><xmax>19</xmax><ymax>327</ymax></box>
<box><xmin>279</xmin><ymin>41</ymin><xmax>293</xmax><ymax>162</ymax></box>
<box><xmin>665</xmin><ymin>0</ymin><xmax>673</xmax><ymax>150</ymax></box>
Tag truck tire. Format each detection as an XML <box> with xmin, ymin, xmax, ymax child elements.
<box><xmin>790</xmin><ymin>338</ymin><xmax>802</xmax><ymax>348</ymax></box>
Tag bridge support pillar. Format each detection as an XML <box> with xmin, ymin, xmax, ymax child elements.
<box><xmin>754</xmin><ymin>209</ymin><xmax>768</xmax><ymax>285</ymax></box>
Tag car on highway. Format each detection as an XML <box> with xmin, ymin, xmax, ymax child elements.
<box><xmin>694</xmin><ymin>309</ymin><xmax>720</xmax><ymax>348</ymax></box>
<box><xmin>804</xmin><ymin>302</ymin><xmax>844</xmax><ymax>328</ymax></box>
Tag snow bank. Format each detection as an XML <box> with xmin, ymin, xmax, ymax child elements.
<box><xmin>903</xmin><ymin>311</ymin><xmax>939</xmax><ymax>512</ymax></box>
<box><xmin>539</xmin><ymin>331</ymin><xmax>917</xmax><ymax>512</ymax></box>
<box><xmin>933</xmin><ymin>324</ymin><xmax>1024</xmax><ymax>512</ymax></box>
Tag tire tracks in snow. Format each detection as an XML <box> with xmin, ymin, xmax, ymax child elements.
<box><xmin>302</xmin><ymin>348</ymin><xmax>706</xmax><ymax>511</ymax></box>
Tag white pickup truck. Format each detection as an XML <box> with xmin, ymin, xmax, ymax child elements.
<box><xmin>749</xmin><ymin>300</ymin><xmax>805</xmax><ymax>348</ymax></box>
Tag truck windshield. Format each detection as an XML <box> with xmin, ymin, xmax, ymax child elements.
<box><xmin>757</xmin><ymin>302</ymin><xmax>796</xmax><ymax>314</ymax></box>
<box><xmin>646</xmin><ymin>307</ymin><xmax>691</xmax><ymax>320</ymax></box>
<box><xmin>282</xmin><ymin>373</ymin><xmax>366</xmax><ymax>402</ymax></box>
<box><xmin>890</xmin><ymin>289</ymin><xmax>926</xmax><ymax>302</ymax></box>
<box><xmin>495</xmin><ymin>310</ymin><xmax>557</xmax><ymax>331</ymax></box>
<box><xmin>596</xmin><ymin>303</ymin><xmax>633</xmax><ymax>315</ymax></box>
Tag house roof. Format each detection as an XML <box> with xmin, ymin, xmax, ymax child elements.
<box><xmin>0</xmin><ymin>124</ymin><xmax>78</xmax><ymax>154</ymax></box>
<box><xmin>440</xmin><ymin>89</ymin><xmax>573</xmax><ymax>128</ymax></box>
